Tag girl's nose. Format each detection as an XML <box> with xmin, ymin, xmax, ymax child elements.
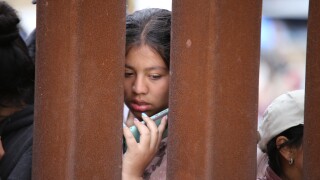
<box><xmin>132</xmin><ymin>77</ymin><xmax>148</xmax><ymax>94</ymax></box>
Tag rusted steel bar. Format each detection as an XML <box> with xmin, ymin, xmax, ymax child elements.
<box><xmin>303</xmin><ymin>0</ymin><xmax>320</xmax><ymax>178</ymax></box>
<box><xmin>168</xmin><ymin>0</ymin><xmax>262</xmax><ymax>179</ymax></box>
<box><xmin>33</xmin><ymin>1</ymin><xmax>125</xmax><ymax>179</ymax></box>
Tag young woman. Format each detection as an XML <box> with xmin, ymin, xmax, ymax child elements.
<box><xmin>257</xmin><ymin>90</ymin><xmax>304</xmax><ymax>180</ymax></box>
<box><xmin>122</xmin><ymin>8</ymin><xmax>171</xmax><ymax>180</ymax></box>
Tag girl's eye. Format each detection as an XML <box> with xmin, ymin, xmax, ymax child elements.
<box><xmin>125</xmin><ymin>72</ymin><xmax>134</xmax><ymax>78</ymax></box>
<box><xmin>149</xmin><ymin>74</ymin><xmax>161</xmax><ymax>80</ymax></box>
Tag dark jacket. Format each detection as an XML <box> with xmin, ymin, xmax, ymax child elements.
<box><xmin>0</xmin><ymin>105</ymin><xmax>33</xmax><ymax>180</ymax></box>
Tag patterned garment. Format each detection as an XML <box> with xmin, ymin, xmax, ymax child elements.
<box><xmin>143</xmin><ymin>137</ymin><xmax>168</xmax><ymax>180</ymax></box>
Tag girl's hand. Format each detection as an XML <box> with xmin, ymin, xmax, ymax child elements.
<box><xmin>122</xmin><ymin>114</ymin><xmax>167</xmax><ymax>180</ymax></box>
<box><xmin>0</xmin><ymin>137</ymin><xmax>5</xmax><ymax>160</ymax></box>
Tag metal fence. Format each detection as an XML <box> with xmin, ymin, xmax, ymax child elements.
<box><xmin>32</xmin><ymin>0</ymin><xmax>319</xmax><ymax>179</ymax></box>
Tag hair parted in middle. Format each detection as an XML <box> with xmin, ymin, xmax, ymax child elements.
<box><xmin>125</xmin><ymin>8</ymin><xmax>171</xmax><ymax>68</ymax></box>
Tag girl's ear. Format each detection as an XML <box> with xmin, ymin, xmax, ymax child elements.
<box><xmin>276</xmin><ymin>136</ymin><xmax>292</xmax><ymax>161</ymax></box>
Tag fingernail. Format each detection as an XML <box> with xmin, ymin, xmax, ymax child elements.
<box><xmin>123</xmin><ymin>123</ymin><xmax>127</xmax><ymax>127</ymax></box>
<box><xmin>142</xmin><ymin>113</ymin><xmax>148</xmax><ymax>117</ymax></box>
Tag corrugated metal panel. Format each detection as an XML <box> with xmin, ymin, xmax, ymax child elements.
<box><xmin>32</xmin><ymin>1</ymin><xmax>125</xmax><ymax>179</ymax></box>
<box><xmin>168</xmin><ymin>0</ymin><xmax>262</xmax><ymax>179</ymax></box>
<box><xmin>303</xmin><ymin>0</ymin><xmax>320</xmax><ymax>178</ymax></box>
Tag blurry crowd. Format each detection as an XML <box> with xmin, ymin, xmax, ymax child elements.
<box><xmin>258</xmin><ymin>18</ymin><xmax>306</xmax><ymax>124</ymax></box>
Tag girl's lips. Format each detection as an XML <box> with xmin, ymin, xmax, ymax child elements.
<box><xmin>130</xmin><ymin>102</ymin><xmax>151</xmax><ymax>112</ymax></box>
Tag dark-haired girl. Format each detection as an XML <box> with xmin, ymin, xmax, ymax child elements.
<box><xmin>122</xmin><ymin>8</ymin><xmax>171</xmax><ymax>180</ymax></box>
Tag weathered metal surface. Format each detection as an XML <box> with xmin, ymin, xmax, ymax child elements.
<box><xmin>303</xmin><ymin>0</ymin><xmax>320</xmax><ymax>178</ymax></box>
<box><xmin>168</xmin><ymin>0</ymin><xmax>262</xmax><ymax>179</ymax></box>
<box><xmin>33</xmin><ymin>1</ymin><xmax>125</xmax><ymax>179</ymax></box>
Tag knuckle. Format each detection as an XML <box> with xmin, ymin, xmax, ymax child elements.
<box><xmin>144</xmin><ymin>131</ymin><xmax>151</xmax><ymax>136</ymax></box>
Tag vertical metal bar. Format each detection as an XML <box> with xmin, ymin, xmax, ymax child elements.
<box><xmin>303</xmin><ymin>0</ymin><xmax>320</xmax><ymax>178</ymax></box>
<box><xmin>33</xmin><ymin>1</ymin><xmax>125</xmax><ymax>179</ymax></box>
<box><xmin>168</xmin><ymin>0</ymin><xmax>262</xmax><ymax>179</ymax></box>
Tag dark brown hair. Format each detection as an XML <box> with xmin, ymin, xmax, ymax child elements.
<box><xmin>266</xmin><ymin>125</ymin><xmax>303</xmax><ymax>177</ymax></box>
<box><xmin>0</xmin><ymin>1</ymin><xmax>35</xmax><ymax>107</ymax></box>
<box><xmin>126</xmin><ymin>8</ymin><xmax>171</xmax><ymax>68</ymax></box>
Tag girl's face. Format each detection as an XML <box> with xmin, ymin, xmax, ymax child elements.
<box><xmin>124</xmin><ymin>45</ymin><xmax>169</xmax><ymax>120</ymax></box>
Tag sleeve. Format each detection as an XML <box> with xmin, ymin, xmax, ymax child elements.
<box><xmin>7</xmin><ymin>146</ymin><xmax>32</xmax><ymax>180</ymax></box>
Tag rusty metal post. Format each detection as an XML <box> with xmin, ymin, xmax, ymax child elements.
<box><xmin>33</xmin><ymin>1</ymin><xmax>125</xmax><ymax>179</ymax></box>
<box><xmin>168</xmin><ymin>0</ymin><xmax>262</xmax><ymax>179</ymax></box>
<box><xmin>303</xmin><ymin>0</ymin><xmax>320</xmax><ymax>178</ymax></box>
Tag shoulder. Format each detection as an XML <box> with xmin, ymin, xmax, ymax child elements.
<box><xmin>7</xmin><ymin>146</ymin><xmax>32</xmax><ymax>180</ymax></box>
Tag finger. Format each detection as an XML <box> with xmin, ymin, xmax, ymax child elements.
<box><xmin>158</xmin><ymin>115</ymin><xmax>168</xmax><ymax>135</ymax></box>
<box><xmin>156</xmin><ymin>115</ymin><xmax>168</xmax><ymax>147</ymax></box>
<box><xmin>123</xmin><ymin>123</ymin><xmax>138</xmax><ymax>150</ymax></box>
<box><xmin>141</xmin><ymin>113</ymin><xmax>159</xmax><ymax>149</ymax></box>
<box><xmin>141</xmin><ymin>113</ymin><xmax>158</xmax><ymax>130</ymax></box>
<box><xmin>133</xmin><ymin>118</ymin><xmax>151</xmax><ymax>148</ymax></box>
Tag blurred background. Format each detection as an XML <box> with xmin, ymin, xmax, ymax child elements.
<box><xmin>6</xmin><ymin>0</ymin><xmax>36</xmax><ymax>39</ymax></box>
<box><xmin>7</xmin><ymin>0</ymin><xmax>308</xmax><ymax>124</ymax></box>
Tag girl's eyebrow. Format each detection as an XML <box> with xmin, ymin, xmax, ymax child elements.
<box><xmin>125</xmin><ymin>64</ymin><xmax>168</xmax><ymax>71</ymax></box>
<box><xmin>125</xmin><ymin>64</ymin><xmax>134</xmax><ymax>69</ymax></box>
<box><xmin>145</xmin><ymin>66</ymin><xmax>168</xmax><ymax>71</ymax></box>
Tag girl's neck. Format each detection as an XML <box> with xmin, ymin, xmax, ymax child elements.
<box><xmin>125</xmin><ymin>111</ymin><xmax>136</xmax><ymax>127</ymax></box>
<box><xmin>281</xmin><ymin>165</ymin><xmax>302</xmax><ymax>180</ymax></box>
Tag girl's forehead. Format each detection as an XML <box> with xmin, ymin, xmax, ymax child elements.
<box><xmin>127</xmin><ymin>45</ymin><xmax>159</xmax><ymax>57</ymax></box>
<box><xmin>125</xmin><ymin>45</ymin><xmax>166</xmax><ymax>67</ymax></box>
